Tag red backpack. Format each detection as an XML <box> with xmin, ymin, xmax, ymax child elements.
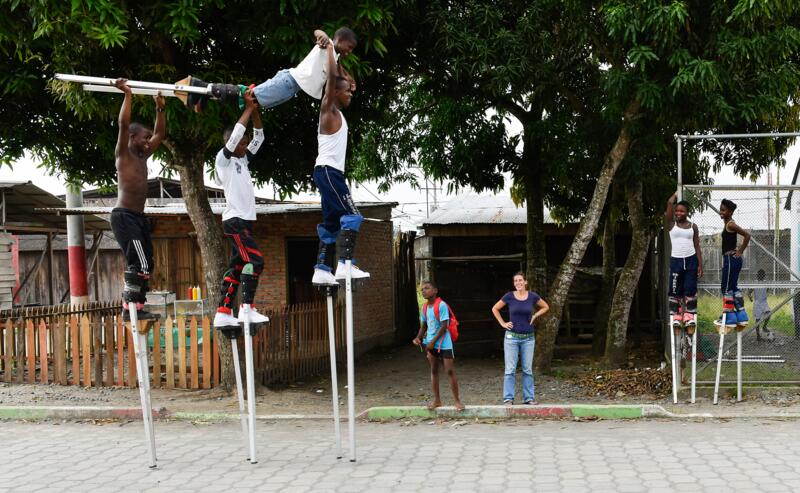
<box><xmin>422</xmin><ymin>297</ymin><xmax>459</xmax><ymax>348</ymax></box>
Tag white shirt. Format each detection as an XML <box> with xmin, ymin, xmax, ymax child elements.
<box><xmin>314</xmin><ymin>111</ymin><xmax>348</xmax><ymax>172</ymax></box>
<box><xmin>214</xmin><ymin>123</ymin><xmax>264</xmax><ymax>221</ymax></box>
<box><xmin>289</xmin><ymin>45</ymin><xmax>340</xmax><ymax>100</ymax></box>
<box><xmin>669</xmin><ymin>222</ymin><xmax>695</xmax><ymax>258</ymax></box>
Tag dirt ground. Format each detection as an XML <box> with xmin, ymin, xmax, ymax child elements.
<box><xmin>2</xmin><ymin>343</ymin><xmax>799</xmax><ymax>414</ymax></box>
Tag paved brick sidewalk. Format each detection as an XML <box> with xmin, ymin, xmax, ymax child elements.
<box><xmin>2</xmin><ymin>418</ymin><xmax>799</xmax><ymax>492</ymax></box>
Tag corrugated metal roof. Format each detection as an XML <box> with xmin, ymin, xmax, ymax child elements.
<box><xmin>36</xmin><ymin>200</ymin><xmax>395</xmax><ymax>217</ymax></box>
<box><xmin>422</xmin><ymin>193</ymin><xmax>553</xmax><ymax>225</ymax></box>
<box><xmin>1</xmin><ymin>181</ymin><xmax>109</xmax><ymax>232</ymax></box>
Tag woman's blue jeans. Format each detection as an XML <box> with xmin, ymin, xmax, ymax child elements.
<box><xmin>503</xmin><ymin>334</ymin><xmax>535</xmax><ymax>402</ymax></box>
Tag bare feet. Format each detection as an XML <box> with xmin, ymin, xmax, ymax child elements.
<box><xmin>427</xmin><ymin>400</ymin><xmax>442</xmax><ymax>410</ymax></box>
<box><xmin>454</xmin><ymin>401</ymin><xmax>466</xmax><ymax>412</ymax></box>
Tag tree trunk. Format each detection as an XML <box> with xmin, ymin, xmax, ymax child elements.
<box><xmin>536</xmin><ymin>98</ymin><xmax>641</xmax><ymax>370</ymax></box>
<box><xmin>526</xmin><ymin>176</ymin><xmax>547</xmax><ymax>295</ymax></box>
<box><xmin>592</xmin><ymin>213</ymin><xmax>615</xmax><ymax>357</ymax></box>
<box><xmin>172</xmin><ymin>151</ymin><xmax>236</xmax><ymax>390</ymax></box>
<box><xmin>604</xmin><ymin>180</ymin><xmax>652</xmax><ymax>366</ymax></box>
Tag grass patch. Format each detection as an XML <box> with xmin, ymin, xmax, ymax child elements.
<box><xmin>696</xmin><ymin>292</ymin><xmax>799</xmax><ymax>336</ymax></box>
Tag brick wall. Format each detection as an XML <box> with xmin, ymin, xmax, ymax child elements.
<box><xmin>150</xmin><ymin>205</ymin><xmax>395</xmax><ymax>350</ymax></box>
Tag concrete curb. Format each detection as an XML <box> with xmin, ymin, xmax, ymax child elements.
<box><xmin>359</xmin><ymin>404</ymin><xmax>800</xmax><ymax>421</ymax></box>
<box><xmin>2</xmin><ymin>405</ymin><xmax>800</xmax><ymax>422</ymax></box>
<box><xmin>0</xmin><ymin>406</ymin><xmax>333</xmax><ymax>422</ymax></box>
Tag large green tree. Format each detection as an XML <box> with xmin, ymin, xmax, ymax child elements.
<box><xmin>0</xmin><ymin>0</ymin><xmax>400</xmax><ymax>386</ymax></box>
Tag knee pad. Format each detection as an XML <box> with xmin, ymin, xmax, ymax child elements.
<box><xmin>669</xmin><ymin>297</ymin><xmax>681</xmax><ymax>315</ymax></box>
<box><xmin>336</xmin><ymin>229</ymin><xmax>358</xmax><ymax>261</ymax></box>
<box><xmin>317</xmin><ymin>224</ymin><xmax>337</xmax><ymax>244</ymax></box>
<box><xmin>123</xmin><ymin>270</ymin><xmax>146</xmax><ymax>303</ymax></box>
<box><xmin>340</xmin><ymin>214</ymin><xmax>363</xmax><ymax>232</ymax></box>
<box><xmin>684</xmin><ymin>296</ymin><xmax>697</xmax><ymax>314</ymax></box>
<box><xmin>723</xmin><ymin>293</ymin><xmax>735</xmax><ymax>313</ymax></box>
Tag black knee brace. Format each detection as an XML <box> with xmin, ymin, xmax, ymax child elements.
<box><xmin>669</xmin><ymin>296</ymin><xmax>680</xmax><ymax>315</ymax></box>
<box><xmin>733</xmin><ymin>290</ymin><xmax>745</xmax><ymax>311</ymax></box>
<box><xmin>684</xmin><ymin>296</ymin><xmax>697</xmax><ymax>314</ymax></box>
<box><xmin>240</xmin><ymin>273</ymin><xmax>258</xmax><ymax>305</ymax></box>
<box><xmin>123</xmin><ymin>270</ymin><xmax>146</xmax><ymax>303</ymax></box>
<box><xmin>211</xmin><ymin>83</ymin><xmax>242</xmax><ymax>105</ymax></box>
<box><xmin>336</xmin><ymin>229</ymin><xmax>358</xmax><ymax>262</ymax></box>
<box><xmin>317</xmin><ymin>241</ymin><xmax>336</xmax><ymax>270</ymax></box>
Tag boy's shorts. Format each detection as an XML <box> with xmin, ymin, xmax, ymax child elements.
<box><xmin>427</xmin><ymin>348</ymin><xmax>454</xmax><ymax>359</ymax></box>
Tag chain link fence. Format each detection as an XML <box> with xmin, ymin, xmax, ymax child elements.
<box><xmin>681</xmin><ymin>185</ymin><xmax>800</xmax><ymax>384</ymax></box>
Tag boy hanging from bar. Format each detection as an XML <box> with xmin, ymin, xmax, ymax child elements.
<box><xmin>183</xmin><ymin>28</ymin><xmax>357</xmax><ymax>112</ymax></box>
<box><xmin>310</xmin><ymin>40</ymin><xmax>369</xmax><ymax>286</ymax></box>
<box><xmin>213</xmin><ymin>89</ymin><xmax>270</xmax><ymax>333</ymax></box>
<box><xmin>109</xmin><ymin>79</ymin><xmax>166</xmax><ymax>321</ymax></box>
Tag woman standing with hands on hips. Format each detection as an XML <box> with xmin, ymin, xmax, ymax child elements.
<box><xmin>491</xmin><ymin>272</ymin><xmax>549</xmax><ymax>405</ymax></box>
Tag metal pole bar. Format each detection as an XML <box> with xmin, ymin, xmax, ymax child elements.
<box><xmin>713</xmin><ymin>328</ymin><xmax>726</xmax><ymax>405</ymax></box>
<box><xmin>691</xmin><ymin>329</ymin><xmax>697</xmax><ymax>404</ymax></box>
<box><xmin>345</xmin><ymin>260</ymin><xmax>356</xmax><ymax>462</ymax></box>
<box><xmin>677</xmin><ymin>138</ymin><xmax>683</xmax><ymax>201</ymax></box>
<box><xmin>54</xmin><ymin>73</ymin><xmax>211</xmax><ymax>94</ymax></box>
<box><xmin>128</xmin><ymin>306</ymin><xmax>157</xmax><ymax>468</ymax></box>
<box><xmin>231</xmin><ymin>338</ymin><xmax>250</xmax><ymax>460</ymax></box>
<box><xmin>684</xmin><ymin>184</ymin><xmax>800</xmax><ymax>191</ymax></box>
<box><xmin>242</xmin><ymin>305</ymin><xmax>257</xmax><ymax>464</ymax></box>
<box><xmin>326</xmin><ymin>290</ymin><xmax>342</xmax><ymax>459</ymax></box>
<box><xmin>139</xmin><ymin>331</ymin><xmax>157</xmax><ymax>461</ymax></box>
<box><xmin>669</xmin><ymin>316</ymin><xmax>678</xmax><ymax>404</ymax></box>
<box><xmin>718</xmin><ymin>359</ymin><xmax>786</xmax><ymax>363</ymax></box>
<box><xmin>83</xmin><ymin>84</ymin><xmax>178</xmax><ymax>97</ymax></box>
<box><xmin>736</xmin><ymin>331</ymin><xmax>743</xmax><ymax>402</ymax></box>
<box><xmin>676</xmin><ymin>132</ymin><xmax>800</xmax><ymax>140</ymax></box>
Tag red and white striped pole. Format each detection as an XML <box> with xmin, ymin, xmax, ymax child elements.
<box><xmin>66</xmin><ymin>186</ymin><xmax>89</xmax><ymax>305</ymax></box>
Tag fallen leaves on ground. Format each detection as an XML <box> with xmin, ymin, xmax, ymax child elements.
<box><xmin>572</xmin><ymin>368</ymin><xmax>672</xmax><ymax>398</ymax></box>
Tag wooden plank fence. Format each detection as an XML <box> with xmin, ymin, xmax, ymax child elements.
<box><xmin>0</xmin><ymin>299</ymin><xmax>341</xmax><ymax>389</ymax></box>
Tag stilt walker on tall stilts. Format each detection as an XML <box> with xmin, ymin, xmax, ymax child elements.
<box><xmin>311</xmin><ymin>35</ymin><xmax>364</xmax><ymax>462</ymax></box>
<box><xmin>665</xmin><ymin>192</ymin><xmax>703</xmax><ymax>404</ymax></box>
<box><xmin>212</xmin><ymin>89</ymin><xmax>269</xmax><ymax>463</ymax></box>
<box><xmin>713</xmin><ymin>199</ymin><xmax>751</xmax><ymax>404</ymax></box>
<box><xmin>107</xmin><ymin>79</ymin><xmax>167</xmax><ymax>468</ymax></box>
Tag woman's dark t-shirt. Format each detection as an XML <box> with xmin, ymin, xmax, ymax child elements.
<box><xmin>501</xmin><ymin>291</ymin><xmax>541</xmax><ymax>334</ymax></box>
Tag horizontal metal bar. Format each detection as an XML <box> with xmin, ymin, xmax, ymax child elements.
<box><xmin>718</xmin><ymin>359</ymin><xmax>786</xmax><ymax>363</ymax></box>
<box><xmin>684</xmin><ymin>184</ymin><xmax>800</xmax><ymax>191</ymax></box>
<box><xmin>83</xmin><ymin>85</ymin><xmax>177</xmax><ymax>97</ymax></box>
<box><xmin>676</xmin><ymin>132</ymin><xmax>800</xmax><ymax>140</ymax></box>
<box><xmin>697</xmin><ymin>283</ymin><xmax>800</xmax><ymax>289</ymax></box>
<box><xmin>696</xmin><ymin>380</ymin><xmax>800</xmax><ymax>384</ymax></box>
<box><xmin>55</xmin><ymin>73</ymin><xmax>210</xmax><ymax>95</ymax></box>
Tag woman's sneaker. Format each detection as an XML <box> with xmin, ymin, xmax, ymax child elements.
<box><xmin>237</xmin><ymin>305</ymin><xmax>269</xmax><ymax>325</ymax></box>
<box><xmin>312</xmin><ymin>267</ymin><xmax>338</xmax><ymax>286</ymax></box>
<box><xmin>335</xmin><ymin>262</ymin><xmax>370</xmax><ymax>281</ymax></box>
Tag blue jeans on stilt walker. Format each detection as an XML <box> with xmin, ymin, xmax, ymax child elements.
<box><xmin>721</xmin><ymin>254</ymin><xmax>748</xmax><ymax>324</ymax></box>
<box><xmin>503</xmin><ymin>333</ymin><xmax>535</xmax><ymax>402</ymax></box>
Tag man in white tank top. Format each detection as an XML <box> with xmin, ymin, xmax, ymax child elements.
<box><xmin>310</xmin><ymin>42</ymin><xmax>369</xmax><ymax>286</ymax></box>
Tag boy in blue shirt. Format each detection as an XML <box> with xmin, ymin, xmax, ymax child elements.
<box><xmin>413</xmin><ymin>281</ymin><xmax>465</xmax><ymax>411</ymax></box>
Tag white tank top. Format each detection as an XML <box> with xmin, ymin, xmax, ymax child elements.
<box><xmin>314</xmin><ymin>111</ymin><xmax>348</xmax><ymax>173</ymax></box>
<box><xmin>669</xmin><ymin>222</ymin><xmax>695</xmax><ymax>258</ymax></box>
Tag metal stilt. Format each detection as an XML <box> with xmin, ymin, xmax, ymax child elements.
<box><xmin>55</xmin><ymin>73</ymin><xmax>211</xmax><ymax>95</ymax></box>
<box><xmin>230</xmin><ymin>337</ymin><xmax>250</xmax><ymax>459</ymax></box>
<box><xmin>736</xmin><ymin>329</ymin><xmax>743</xmax><ymax>402</ymax></box>
<box><xmin>669</xmin><ymin>315</ymin><xmax>678</xmax><ymax>404</ymax></box>
<box><xmin>325</xmin><ymin>287</ymin><xmax>343</xmax><ymax>458</ymax></box>
<box><xmin>690</xmin><ymin>329</ymin><xmax>697</xmax><ymax>404</ymax></box>
<box><xmin>128</xmin><ymin>304</ymin><xmax>157</xmax><ymax>468</ymax></box>
<box><xmin>242</xmin><ymin>304</ymin><xmax>257</xmax><ymax>464</ymax></box>
<box><xmin>713</xmin><ymin>325</ymin><xmax>726</xmax><ymax>405</ymax></box>
<box><xmin>344</xmin><ymin>260</ymin><xmax>356</xmax><ymax>462</ymax></box>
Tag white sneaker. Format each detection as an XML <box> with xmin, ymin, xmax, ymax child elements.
<box><xmin>214</xmin><ymin>311</ymin><xmax>240</xmax><ymax>328</ymax></box>
<box><xmin>237</xmin><ymin>305</ymin><xmax>269</xmax><ymax>324</ymax></box>
<box><xmin>335</xmin><ymin>262</ymin><xmax>370</xmax><ymax>281</ymax></box>
<box><xmin>312</xmin><ymin>267</ymin><xmax>338</xmax><ymax>285</ymax></box>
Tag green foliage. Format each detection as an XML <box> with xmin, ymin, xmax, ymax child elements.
<box><xmin>0</xmin><ymin>0</ymin><xmax>402</xmax><ymax>192</ymax></box>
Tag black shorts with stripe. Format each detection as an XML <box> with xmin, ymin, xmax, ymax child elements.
<box><xmin>110</xmin><ymin>207</ymin><xmax>154</xmax><ymax>275</ymax></box>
